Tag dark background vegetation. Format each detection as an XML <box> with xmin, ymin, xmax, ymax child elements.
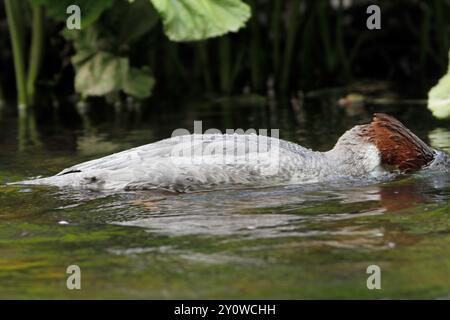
<box><xmin>0</xmin><ymin>0</ymin><xmax>449</xmax><ymax>112</ymax></box>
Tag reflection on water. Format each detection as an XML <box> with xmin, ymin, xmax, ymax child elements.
<box><xmin>68</xmin><ymin>172</ymin><xmax>445</xmax><ymax>251</ymax></box>
<box><xmin>0</xmin><ymin>100</ymin><xmax>449</xmax><ymax>299</ymax></box>
<box><xmin>429</xmin><ymin>128</ymin><xmax>450</xmax><ymax>152</ymax></box>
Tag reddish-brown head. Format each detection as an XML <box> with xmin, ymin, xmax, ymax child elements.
<box><xmin>362</xmin><ymin>113</ymin><xmax>435</xmax><ymax>172</ymax></box>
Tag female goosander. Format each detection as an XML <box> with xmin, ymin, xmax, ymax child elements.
<box><xmin>14</xmin><ymin>113</ymin><xmax>449</xmax><ymax>192</ymax></box>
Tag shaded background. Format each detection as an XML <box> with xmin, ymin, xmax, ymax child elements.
<box><xmin>0</xmin><ymin>0</ymin><xmax>449</xmax><ymax>109</ymax></box>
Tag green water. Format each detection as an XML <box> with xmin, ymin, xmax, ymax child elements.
<box><xmin>0</xmin><ymin>98</ymin><xmax>449</xmax><ymax>299</ymax></box>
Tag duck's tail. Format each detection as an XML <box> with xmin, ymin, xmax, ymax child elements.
<box><xmin>8</xmin><ymin>176</ymin><xmax>60</xmax><ymax>187</ymax></box>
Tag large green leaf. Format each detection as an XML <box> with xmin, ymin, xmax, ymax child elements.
<box><xmin>75</xmin><ymin>52</ymin><xmax>128</xmax><ymax>96</ymax></box>
<box><xmin>74</xmin><ymin>52</ymin><xmax>154</xmax><ymax>99</ymax></box>
<box><xmin>31</xmin><ymin>0</ymin><xmax>114</xmax><ymax>28</ymax></box>
<box><xmin>62</xmin><ymin>1</ymin><xmax>157</xmax><ymax>100</ymax></box>
<box><xmin>428</xmin><ymin>52</ymin><xmax>450</xmax><ymax>119</ymax></box>
<box><xmin>149</xmin><ymin>0</ymin><xmax>251</xmax><ymax>41</ymax></box>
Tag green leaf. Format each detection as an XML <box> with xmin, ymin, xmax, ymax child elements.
<box><xmin>74</xmin><ymin>52</ymin><xmax>155</xmax><ymax>99</ymax></box>
<box><xmin>30</xmin><ymin>0</ymin><xmax>114</xmax><ymax>28</ymax></box>
<box><xmin>43</xmin><ymin>0</ymin><xmax>157</xmax><ymax>99</ymax></box>
<box><xmin>118</xmin><ymin>0</ymin><xmax>159</xmax><ymax>44</ymax></box>
<box><xmin>149</xmin><ymin>0</ymin><xmax>251</xmax><ymax>42</ymax></box>
<box><xmin>123</xmin><ymin>67</ymin><xmax>155</xmax><ymax>98</ymax></box>
<box><xmin>428</xmin><ymin>52</ymin><xmax>450</xmax><ymax>119</ymax></box>
<box><xmin>74</xmin><ymin>52</ymin><xmax>128</xmax><ymax>97</ymax></box>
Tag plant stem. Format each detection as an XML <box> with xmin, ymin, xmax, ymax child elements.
<box><xmin>18</xmin><ymin>111</ymin><xmax>27</xmax><ymax>151</ymax></box>
<box><xmin>299</xmin><ymin>3</ymin><xmax>316</xmax><ymax>87</ymax></box>
<box><xmin>4</xmin><ymin>0</ymin><xmax>28</xmax><ymax>110</ymax></box>
<box><xmin>317</xmin><ymin>1</ymin><xmax>334</xmax><ymax>72</ymax></box>
<box><xmin>272</xmin><ymin>0</ymin><xmax>282</xmax><ymax>78</ymax></box>
<box><xmin>18</xmin><ymin>111</ymin><xmax>42</xmax><ymax>152</ymax></box>
<box><xmin>197</xmin><ymin>43</ymin><xmax>214</xmax><ymax>92</ymax></box>
<box><xmin>249</xmin><ymin>0</ymin><xmax>262</xmax><ymax>92</ymax></box>
<box><xmin>419</xmin><ymin>4</ymin><xmax>431</xmax><ymax>70</ymax></box>
<box><xmin>280</xmin><ymin>0</ymin><xmax>301</xmax><ymax>93</ymax></box>
<box><xmin>0</xmin><ymin>83</ymin><xmax>4</xmax><ymax>108</ymax></box>
<box><xmin>219</xmin><ymin>36</ymin><xmax>232</xmax><ymax>94</ymax></box>
<box><xmin>27</xmin><ymin>3</ymin><xmax>44</xmax><ymax>105</ymax></box>
<box><xmin>336</xmin><ymin>0</ymin><xmax>350</xmax><ymax>80</ymax></box>
<box><xmin>434</xmin><ymin>0</ymin><xmax>448</xmax><ymax>67</ymax></box>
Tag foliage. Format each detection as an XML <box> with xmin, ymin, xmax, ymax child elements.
<box><xmin>428</xmin><ymin>52</ymin><xmax>450</xmax><ymax>119</ymax></box>
<box><xmin>4</xmin><ymin>0</ymin><xmax>28</xmax><ymax>109</ymax></box>
<box><xmin>73</xmin><ymin>52</ymin><xmax>154</xmax><ymax>99</ymax></box>
<box><xmin>2</xmin><ymin>0</ymin><xmax>450</xmax><ymax>109</ymax></box>
<box><xmin>24</xmin><ymin>0</ymin><xmax>251</xmax><ymax>101</ymax></box>
<box><xmin>149</xmin><ymin>0</ymin><xmax>251</xmax><ymax>42</ymax></box>
<box><xmin>63</xmin><ymin>0</ymin><xmax>159</xmax><ymax>99</ymax></box>
<box><xmin>31</xmin><ymin>0</ymin><xmax>114</xmax><ymax>28</ymax></box>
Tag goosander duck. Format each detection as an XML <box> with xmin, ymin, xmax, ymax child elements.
<box><xmin>13</xmin><ymin>113</ymin><xmax>449</xmax><ymax>192</ymax></box>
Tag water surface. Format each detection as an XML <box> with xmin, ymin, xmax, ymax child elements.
<box><xmin>0</xmin><ymin>98</ymin><xmax>449</xmax><ymax>299</ymax></box>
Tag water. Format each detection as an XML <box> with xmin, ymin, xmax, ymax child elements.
<box><xmin>0</xmin><ymin>97</ymin><xmax>449</xmax><ymax>299</ymax></box>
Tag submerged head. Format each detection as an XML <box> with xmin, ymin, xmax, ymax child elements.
<box><xmin>363</xmin><ymin>113</ymin><xmax>448</xmax><ymax>172</ymax></box>
<box><xmin>332</xmin><ymin>113</ymin><xmax>448</xmax><ymax>175</ymax></box>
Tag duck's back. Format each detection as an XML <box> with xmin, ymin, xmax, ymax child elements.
<box><xmin>21</xmin><ymin>134</ymin><xmax>323</xmax><ymax>191</ymax></box>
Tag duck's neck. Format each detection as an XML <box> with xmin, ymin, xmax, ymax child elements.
<box><xmin>321</xmin><ymin>125</ymin><xmax>383</xmax><ymax>178</ymax></box>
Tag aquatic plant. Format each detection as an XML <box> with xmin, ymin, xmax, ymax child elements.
<box><xmin>4</xmin><ymin>0</ymin><xmax>29</xmax><ymax>111</ymax></box>
<box><xmin>150</xmin><ymin>0</ymin><xmax>251</xmax><ymax>42</ymax></box>
<box><xmin>3</xmin><ymin>0</ymin><xmax>251</xmax><ymax>107</ymax></box>
<box><xmin>428</xmin><ymin>51</ymin><xmax>450</xmax><ymax>119</ymax></box>
<box><xmin>1</xmin><ymin>0</ymin><xmax>450</xmax><ymax>112</ymax></box>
